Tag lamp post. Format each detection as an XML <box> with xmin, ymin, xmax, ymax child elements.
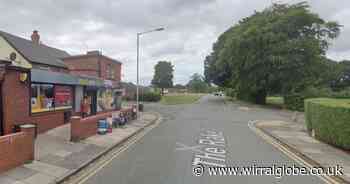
<box><xmin>136</xmin><ymin>27</ymin><xmax>164</xmax><ymax>119</ymax></box>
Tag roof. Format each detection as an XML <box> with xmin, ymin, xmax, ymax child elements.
<box><xmin>0</xmin><ymin>30</ymin><xmax>70</xmax><ymax>68</ymax></box>
<box><xmin>31</xmin><ymin>69</ymin><xmax>105</xmax><ymax>87</ymax></box>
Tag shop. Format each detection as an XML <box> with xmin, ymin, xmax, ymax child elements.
<box><xmin>28</xmin><ymin>69</ymin><xmax>121</xmax><ymax>132</ymax></box>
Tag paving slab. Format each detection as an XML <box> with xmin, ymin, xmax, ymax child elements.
<box><xmin>24</xmin><ymin>161</ymin><xmax>69</xmax><ymax>178</ymax></box>
<box><xmin>0</xmin><ymin>174</ymin><xmax>20</xmax><ymax>184</ymax></box>
<box><xmin>3</xmin><ymin>166</ymin><xmax>37</xmax><ymax>180</ymax></box>
<box><xmin>0</xmin><ymin>112</ymin><xmax>159</xmax><ymax>184</ymax></box>
<box><xmin>23</xmin><ymin>172</ymin><xmax>56</xmax><ymax>184</ymax></box>
<box><xmin>256</xmin><ymin>120</ymin><xmax>350</xmax><ymax>183</ymax></box>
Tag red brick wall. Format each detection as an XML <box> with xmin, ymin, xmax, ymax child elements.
<box><xmin>71</xmin><ymin>108</ymin><xmax>133</xmax><ymax>141</ymax></box>
<box><xmin>99</xmin><ymin>57</ymin><xmax>121</xmax><ymax>81</ymax></box>
<box><xmin>63</xmin><ymin>55</ymin><xmax>121</xmax><ymax>82</ymax></box>
<box><xmin>31</xmin><ymin>111</ymin><xmax>65</xmax><ymax>133</ymax></box>
<box><xmin>2</xmin><ymin>69</ymin><xmax>31</xmax><ymax>134</ymax></box>
<box><xmin>0</xmin><ymin>131</ymin><xmax>34</xmax><ymax>173</ymax></box>
<box><xmin>63</xmin><ymin>56</ymin><xmax>99</xmax><ymax>78</ymax></box>
<box><xmin>2</xmin><ymin>68</ymin><xmax>68</xmax><ymax>134</ymax></box>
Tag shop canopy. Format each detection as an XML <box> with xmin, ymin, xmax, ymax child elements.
<box><xmin>31</xmin><ymin>69</ymin><xmax>113</xmax><ymax>87</ymax></box>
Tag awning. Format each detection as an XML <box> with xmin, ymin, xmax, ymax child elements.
<box><xmin>31</xmin><ymin>69</ymin><xmax>107</xmax><ymax>87</ymax></box>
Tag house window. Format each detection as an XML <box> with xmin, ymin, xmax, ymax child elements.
<box><xmin>31</xmin><ymin>84</ymin><xmax>72</xmax><ymax>113</ymax></box>
<box><xmin>106</xmin><ymin>64</ymin><xmax>115</xmax><ymax>79</ymax></box>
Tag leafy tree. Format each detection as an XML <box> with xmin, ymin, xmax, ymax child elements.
<box><xmin>187</xmin><ymin>73</ymin><xmax>208</xmax><ymax>93</ymax></box>
<box><xmin>204</xmin><ymin>2</ymin><xmax>341</xmax><ymax>104</ymax></box>
<box><xmin>331</xmin><ymin>60</ymin><xmax>350</xmax><ymax>90</ymax></box>
<box><xmin>151</xmin><ymin>61</ymin><xmax>174</xmax><ymax>95</ymax></box>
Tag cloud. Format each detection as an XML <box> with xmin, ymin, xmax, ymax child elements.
<box><xmin>0</xmin><ymin>0</ymin><xmax>349</xmax><ymax>84</ymax></box>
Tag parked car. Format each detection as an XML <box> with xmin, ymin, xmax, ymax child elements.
<box><xmin>213</xmin><ymin>91</ymin><xmax>223</xmax><ymax>96</ymax></box>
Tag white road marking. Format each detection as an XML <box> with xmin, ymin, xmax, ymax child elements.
<box><xmin>248</xmin><ymin>120</ymin><xmax>339</xmax><ymax>184</ymax></box>
<box><xmin>175</xmin><ymin>142</ymin><xmax>205</xmax><ymax>153</ymax></box>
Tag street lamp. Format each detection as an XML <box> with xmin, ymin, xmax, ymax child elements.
<box><xmin>136</xmin><ymin>27</ymin><xmax>165</xmax><ymax>118</ymax></box>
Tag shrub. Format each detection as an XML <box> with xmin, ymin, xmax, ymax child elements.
<box><xmin>305</xmin><ymin>98</ymin><xmax>350</xmax><ymax>150</ymax></box>
<box><xmin>284</xmin><ymin>93</ymin><xmax>305</xmax><ymax>111</ymax></box>
<box><xmin>284</xmin><ymin>87</ymin><xmax>339</xmax><ymax>111</ymax></box>
<box><xmin>139</xmin><ymin>92</ymin><xmax>161</xmax><ymax>102</ymax></box>
<box><xmin>225</xmin><ymin>88</ymin><xmax>236</xmax><ymax>98</ymax></box>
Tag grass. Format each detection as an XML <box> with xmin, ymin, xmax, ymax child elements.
<box><xmin>160</xmin><ymin>93</ymin><xmax>203</xmax><ymax>105</ymax></box>
<box><xmin>306</xmin><ymin>98</ymin><xmax>350</xmax><ymax>108</ymax></box>
<box><xmin>266</xmin><ymin>96</ymin><xmax>284</xmax><ymax>105</ymax></box>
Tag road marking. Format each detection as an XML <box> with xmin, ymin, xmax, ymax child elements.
<box><xmin>248</xmin><ymin>120</ymin><xmax>339</xmax><ymax>184</ymax></box>
<box><xmin>66</xmin><ymin>116</ymin><xmax>162</xmax><ymax>184</ymax></box>
<box><xmin>175</xmin><ymin>142</ymin><xmax>205</xmax><ymax>153</ymax></box>
<box><xmin>192</xmin><ymin>130</ymin><xmax>227</xmax><ymax>167</ymax></box>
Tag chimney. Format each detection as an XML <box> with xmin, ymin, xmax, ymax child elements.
<box><xmin>31</xmin><ymin>30</ymin><xmax>40</xmax><ymax>44</ymax></box>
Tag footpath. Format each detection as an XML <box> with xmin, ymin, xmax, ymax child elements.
<box><xmin>0</xmin><ymin>112</ymin><xmax>160</xmax><ymax>184</ymax></box>
<box><xmin>254</xmin><ymin>112</ymin><xmax>350</xmax><ymax>183</ymax></box>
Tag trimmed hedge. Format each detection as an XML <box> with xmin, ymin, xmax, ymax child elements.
<box><xmin>139</xmin><ymin>92</ymin><xmax>161</xmax><ymax>102</ymax></box>
<box><xmin>284</xmin><ymin>93</ymin><xmax>305</xmax><ymax>111</ymax></box>
<box><xmin>305</xmin><ymin>98</ymin><xmax>350</xmax><ymax>150</ymax></box>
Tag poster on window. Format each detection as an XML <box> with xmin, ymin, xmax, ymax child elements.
<box><xmin>97</xmin><ymin>89</ymin><xmax>115</xmax><ymax>112</ymax></box>
<box><xmin>54</xmin><ymin>86</ymin><xmax>72</xmax><ymax>107</ymax></box>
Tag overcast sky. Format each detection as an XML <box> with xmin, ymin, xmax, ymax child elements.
<box><xmin>1</xmin><ymin>0</ymin><xmax>349</xmax><ymax>85</ymax></box>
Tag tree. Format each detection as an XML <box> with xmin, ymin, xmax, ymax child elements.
<box><xmin>204</xmin><ymin>2</ymin><xmax>341</xmax><ymax>104</ymax></box>
<box><xmin>151</xmin><ymin>61</ymin><xmax>174</xmax><ymax>95</ymax></box>
<box><xmin>187</xmin><ymin>73</ymin><xmax>208</xmax><ymax>93</ymax></box>
<box><xmin>331</xmin><ymin>60</ymin><xmax>350</xmax><ymax>90</ymax></box>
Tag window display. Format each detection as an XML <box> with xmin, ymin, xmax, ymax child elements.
<box><xmin>31</xmin><ymin>84</ymin><xmax>72</xmax><ymax>113</ymax></box>
<box><xmin>55</xmin><ymin>86</ymin><xmax>72</xmax><ymax>109</ymax></box>
<box><xmin>97</xmin><ymin>89</ymin><xmax>115</xmax><ymax>112</ymax></box>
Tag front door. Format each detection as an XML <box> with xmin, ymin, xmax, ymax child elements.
<box><xmin>86</xmin><ymin>90</ymin><xmax>97</xmax><ymax>116</ymax></box>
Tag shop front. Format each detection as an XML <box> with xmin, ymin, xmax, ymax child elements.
<box><xmin>0</xmin><ymin>67</ymin><xmax>123</xmax><ymax>135</ymax></box>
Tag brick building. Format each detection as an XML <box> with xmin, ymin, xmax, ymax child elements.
<box><xmin>0</xmin><ymin>30</ymin><xmax>123</xmax><ymax>135</ymax></box>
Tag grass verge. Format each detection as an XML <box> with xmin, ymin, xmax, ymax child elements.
<box><xmin>160</xmin><ymin>94</ymin><xmax>203</xmax><ymax>105</ymax></box>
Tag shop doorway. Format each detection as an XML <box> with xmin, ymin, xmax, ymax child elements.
<box><xmin>86</xmin><ymin>90</ymin><xmax>97</xmax><ymax>116</ymax></box>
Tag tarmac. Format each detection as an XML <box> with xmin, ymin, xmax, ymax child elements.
<box><xmin>0</xmin><ymin>112</ymin><xmax>159</xmax><ymax>184</ymax></box>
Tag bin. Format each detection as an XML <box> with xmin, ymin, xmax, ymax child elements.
<box><xmin>138</xmin><ymin>103</ymin><xmax>144</xmax><ymax>112</ymax></box>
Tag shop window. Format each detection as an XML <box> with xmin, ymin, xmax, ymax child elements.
<box><xmin>97</xmin><ymin>89</ymin><xmax>115</xmax><ymax>112</ymax></box>
<box><xmin>31</xmin><ymin>84</ymin><xmax>72</xmax><ymax>113</ymax></box>
<box><xmin>54</xmin><ymin>86</ymin><xmax>73</xmax><ymax>109</ymax></box>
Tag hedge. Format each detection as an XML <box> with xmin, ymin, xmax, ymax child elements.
<box><xmin>305</xmin><ymin>98</ymin><xmax>350</xmax><ymax>150</ymax></box>
<box><xmin>139</xmin><ymin>92</ymin><xmax>161</xmax><ymax>102</ymax></box>
<box><xmin>284</xmin><ymin>93</ymin><xmax>305</xmax><ymax>111</ymax></box>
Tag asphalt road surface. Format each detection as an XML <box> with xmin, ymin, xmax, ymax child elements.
<box><xmin>83</xmin><ymin>95</ymin><xmax>324</xmax><ymax>184</ymax></box>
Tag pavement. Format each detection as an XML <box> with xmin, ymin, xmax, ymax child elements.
<box><xmin>0</xmin><ymin>112</ymin><xmax>159</xmax><ymax>184</ymax></box>
<box><xmin>78</xmin><ymin>95</ymin><xmax>328</xmax><ymax>184</ymax></box>
<box><xmin>255</xmin><ymin>118</ymin><xmax>350</xmax><ymax>183</ymax></box>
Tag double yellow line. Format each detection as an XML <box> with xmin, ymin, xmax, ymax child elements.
<box><xmin>248</xmin><ymin>120</ymin><xmax>340</xmax><ymax>184</ymax></box>
<box><xmin>67</xmin><ymin>116</ymin><xmax>163</xmax><ymax>184</ymax></box>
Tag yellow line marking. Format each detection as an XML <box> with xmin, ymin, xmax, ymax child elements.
<box><xmin>248</xmin><ymin>120</ymin><xmax>339</xmax><ymax>184</ymax></box>
<box><xmin>69</xmin><ymin>116</ymin><xmax>162</xmax><ymax>184</ymax></box>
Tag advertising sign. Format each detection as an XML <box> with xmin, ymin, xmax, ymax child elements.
<box><xmin>54</xmin><ymin>86</ymin><xmax>72</xmax><ymax>107</ymax></box>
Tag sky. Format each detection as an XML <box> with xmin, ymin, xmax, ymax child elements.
<box><xmin>0</xmin><ymin>0</ymin><xmax>349</xmax><ymax>85</ymax></box>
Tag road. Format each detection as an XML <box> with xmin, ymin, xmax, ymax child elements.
<box><xmin>82</xmin><ymin>95</ymin><xmax>324</xmax><ymax>184</ymax></box>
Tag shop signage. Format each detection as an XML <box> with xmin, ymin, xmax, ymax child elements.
<box><xmin>55</xmin><ymin>86</ymin><xmax>72</xmax><ymax>106</ymax></box>
<box><xmin>104</xmin><ymin>80</ymin><xmax>113</xmax><ymax>87</ymax></box>
<box><xmin>78</xmin><ymin>78</ymin><xmax>104</xmax><ymax>87</ymax></box>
